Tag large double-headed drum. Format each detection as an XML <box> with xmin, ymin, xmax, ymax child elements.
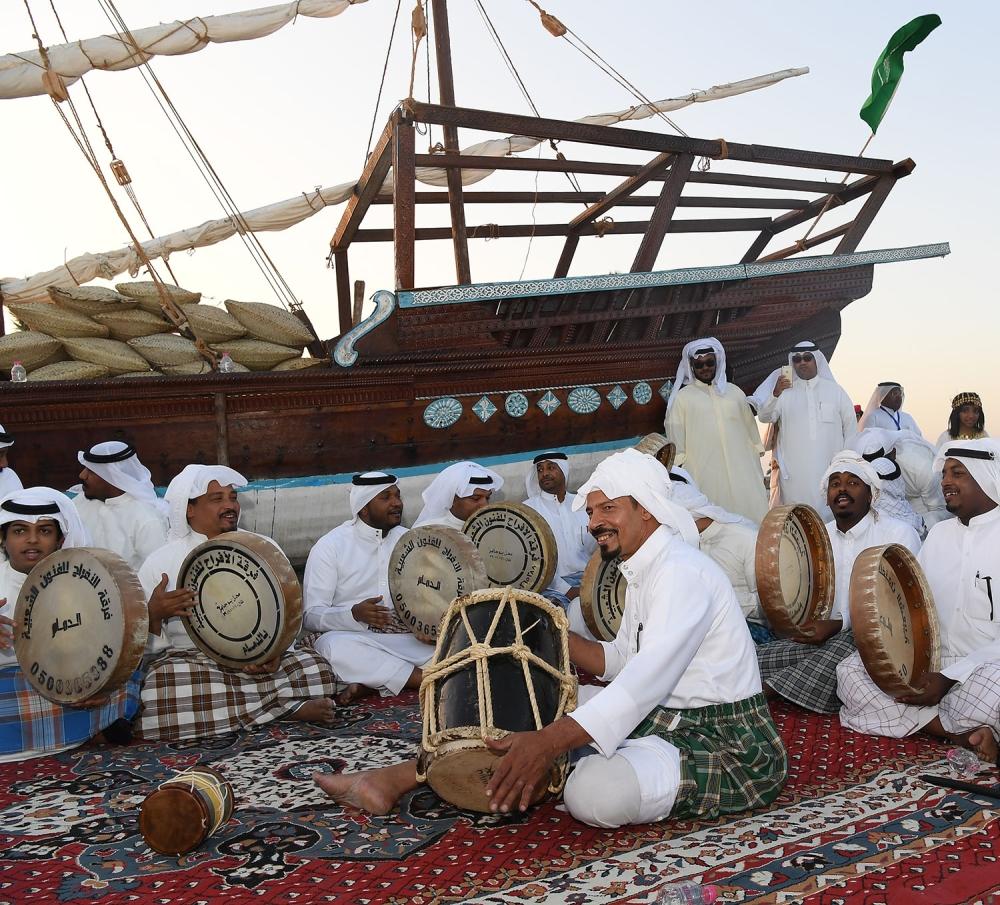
<box><xmin>462</xmin><ymin>502</ymin><xmax>557</xmax><ymax>593</ymax></box>
<box><xmin>850</xmin><ymin>543</ymin><xmax>940</xmax><ymax>696</ymax></box>
<box><xmin>579</xmin><ymin>549</ymin><xmax>626</xmax><ymax>642</ymax></box>
<box><xmin>14</xmin><ymin>548</ymin><xmax>148</xmax><ymax>704</ymax></box>
<box><xmin>633</xmin><ymin>433</ymin><xmax>676</xmax><ymax>471</ymax></box>
<box><xmin>388</xmin><ymin>526</ymin><xmax>488</xmax><ymax>642</ymax></box>
<box><xmin>178</xmin><ymin>531</ymin><xmax>302</xmax><ymax>668</ymax></box>
<box><xmin>418</xmin><ymin>587</ymin><xmax>576</xmax><ymax>813</ymax></box>
<box><xmin>755</xmin><ymin>504</ymin><xmax>835</xmax><ymax>640</ymax></box>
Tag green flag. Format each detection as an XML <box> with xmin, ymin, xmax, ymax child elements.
<box><xmin>860</xmin><ymin>14</ymin><xmax>941</xmax><ymax>133</ymax></box>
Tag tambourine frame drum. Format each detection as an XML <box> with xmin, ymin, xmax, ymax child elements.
<box><xmin>755</xmin><ymin>504</ymin><xmax>835</xmax><ymax>640</ymax></box>
<box><xmin>14</xmin><ymin>547</ymin><xmax>148</xmax><ymax>704</ymax></box>
<box><xmin>139</xmin><ymin>765</ymin><xmax>234</xmax><ymax>856</ymax></box>
<box><xmin>849</xmin><ymin>543</ymin><xmax>941</xmax><ymax>697</ymax></box>
<box><xmin>634</xmin><ymin>433</ymin><xmax>676</xmax><ymax>472</ymax></box>
<box><xmin>579</xmin><ymin>549</ymin><xmax>626</xmax><ymax>642</ymax></box>
<box><xmin>178</xmin><ymin>530</ymin><xmax>302</xmax><ymax>669</ymax></box>
<box><xmin>462</xmin><ymin>501</ymin><xmax>557</xmax><ymax>594</ymax></box>
<box><xmin>388</xmin><ymin>526</ymin><xmax>488</xmax><ymax>642</ymax></box>
<box><xmin>419</xmin><ymin>587</ymin><xmax>576</xmax><ymax>813</ymax></box>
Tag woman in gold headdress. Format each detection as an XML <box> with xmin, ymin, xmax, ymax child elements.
<box><xmin>936</xmin><ymin>392</ymin><xmax>989</xmax><ymax>448</ymax></box>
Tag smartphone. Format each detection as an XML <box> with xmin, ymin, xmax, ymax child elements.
<box><xmin>781</xmin><ymin>365</ymin><xmax>794</xmax><ymax>383</ymax></box>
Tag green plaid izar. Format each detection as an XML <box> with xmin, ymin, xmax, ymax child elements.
<box><xmin>630</xmin><ymin>692</ymin><xmax>787</xmax><ymax>819</ymax></box>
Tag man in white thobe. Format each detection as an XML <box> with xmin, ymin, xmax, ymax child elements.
<box><xmin>664</xmin><ymin>338</ymin><xmax>767</xmax><ymax>523</ymax></box>
<box><xmin>315</xmin><ymin>450</ymin><xmax>787</xmax><ymax>828</ymax></box>
<box><xmin>847</xmin><ymin>429</ymin><xmax>925</xmax><ymax>536</ymax></box>
<box><xmin>73</xmin><ymin>441</ymin><xmax>167</xmax><ymax>571</ymax></box>
<box><xmin>838</xmin><ymin>439</ymin><xmax>1000</xmax><ymax>765</ymax></box>
<box><xmin>0</xmin><ymin>426</ymin><xmax>23</xmax><ymax>499</ymax></box>
<box><xmin>857</xmin><ymin>382</ymin><xmax>924</xmax><ymax>437</ymax></box>
<box><xmin>757</xmin><ymin>451</ymin><xmax>920</xmax><ymax>714</ymax></box>
<box><xmin>413</xmin><ymin>461</ymin><xmax>503</xmax><ymax>530</ymax></box>
<box><xmin>756</xmin><ymin>340</ymin><xmax>857</xmax><ymax>520</ymax></box>
<box><xmin>304</xmin><ymin>472</ymin><xmax>432</xmax><ymax>705</ymax></box>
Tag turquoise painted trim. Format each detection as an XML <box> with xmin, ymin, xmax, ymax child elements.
<box><xmin>333</xmin><ymin>289</ymin><xmax>396</xmax><ymax>367</ymax></box>
<box><xmin>163</xmin><ymin>437</ymin><xmax>639</xmax><ymax>496</ymax></box>
<box><xmin>394</xmin><ymin>242</ymin><xmax>950</xmax><ymax>308</ymax></box>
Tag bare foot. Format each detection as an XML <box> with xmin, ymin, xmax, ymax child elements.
<box><xmin>967</xmin><ymin>727</ymin><xmax>999</xmax><ymax>766</ymax></box>
<box><xmin>335</xmin><ymin>683</ymin><xmax>376</xmax><ymax>706</ymax></box>
<box><xmin>291</xmin><ymin>697</ymin><xmax>335</xmax><ymax>723</ymax></box>
<box><xmin>313</xmin><ymin>760</ymin><xmax>420</xmax><ymax>816</ymax></box>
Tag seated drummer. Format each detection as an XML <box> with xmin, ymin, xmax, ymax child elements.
<box><xmin>757</xmin><ymin>451</ymin><xmax>921</xmax><ymax>714</ymax></box>
<box><xmin>0</xmin><ymin>487</ymin><xmax>140</xmax><ymax>761</ymax></box>
<box><xmin>412</xmin><ymin>461</ymin><xmax>503</xmax><ymax>529</ymax></box>
<box><xmin>73</xmin><ymin>440</ymin><xmax>168</xmax><ymax>571</ymax></box>
<box><xmin>522</xmin><ymin>451</ymin><xmax>596</xmax><ymax>610</ymax></box>
<box><xmin>838</xmin><ymin>439</ymin><xmax>1000</xmax><ymax>763</ymax></box>
<box><xmin>668</xmin><ymin>467</ymin><xmax>772</xmax><ymax>644</ymax></box>
<box><xmin>136</xmin><ymin>465</ymin><xmax>337</xmax><ymax>741</ymax></box>
<box><xmin>315</xmin><ymin>450</ymin><xmax>787</xmax><ymax>827</ymax></box>
<box><xmin>304</xmin><ymin>472</ymin><xmax>432</xmax><ymax>706</ymax></box>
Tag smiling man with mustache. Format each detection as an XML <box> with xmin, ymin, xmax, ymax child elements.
<box><xmin>304</xmin><ymin>472</ymin><xmax>432</xmax><ymax>706</ymax></box>
<box><xmin>839</xmin><ymin>439</ymin><xmax>1000</xmax><ymax>766</ymax></box>
<box><xmin>757</xmin><ymin>450</ymin><xmax>921</xmax><ymax>715</ymax></box>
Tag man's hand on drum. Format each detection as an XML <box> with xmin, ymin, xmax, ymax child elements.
<box><xmin>0</xmin><ymin>608</ymin><xmax>13</xmax><ymax>651</ymax></box>
<box><xmin>796</xmin><ymin>618</ymin><xmax>842</xmax><ymax>645</ymax></box>
<box><xmin>352</xmin><ymin>596</ymin><xmax>394</xmax><ymax>629</ymax></box>
<box><xmin>243</xmin><ymin>656</ymin><xmax>280</xmax><ymax>675</ymax></box>
<box><xmin>147</xmin><ymin>573</ymin><xmax>195</xmax><ymax>634</ymax></box>
<box><xmin>895</xmin><ymin>671</ymin><xmax>956</xmax><ymax>706</ymax></box>
<box><xmin>483</xmin><ymin>730</ymin><xmax>556</xmax><ymax>813</ymax></box>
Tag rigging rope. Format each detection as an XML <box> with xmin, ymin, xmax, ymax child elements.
<box><xmin>363</xmin><ymin>0</ymin><xmax>403</xmax><ymax>173</ymax></box>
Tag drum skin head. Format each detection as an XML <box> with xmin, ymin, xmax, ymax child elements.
<box><xmin>14</xmin><ymin>547</ymin><xmax>148</xmax><ymax>704</ymax></box>
<box><xmin>140</xmin><ymin>786</ymin><xmax>211</xmax><ymax>855</ymax></box>
<box><xmin>179</xmin><ymin>531</ymin><xmax>302</xmax><ymax>669</ymax></box>
<box><xmin>389</xmin><ymin>527</ymin><xmax>487</xmax><ymax>642</ymax></box>
<box><xmin>755</xmin><ymin>504</ymin><xmax>835</xmax><ymax>640</ymax></box>
<box><xmin>463</xmin><ymin>502</ymin><xmax>557</xmax><ymax>593</ymax></box>
<box><xmin>579</xmin><ymin>549</ymin><xmax>625</xmax><ymax>641</ymax></box>
<box><xmin>850</xmin><ymin>543</ymin><xmax>941</xmax><ymax>696</ymax></box>
<box><xmin>633</xmin><ymin>433</ymin><xmax>676</xmax><ymax>471</ymax></box>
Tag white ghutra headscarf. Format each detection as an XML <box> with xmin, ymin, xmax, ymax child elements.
<box><xmin>934</xmin><ymin>439</ymin><xmax>1000</xmax><ymax>505</ymax></box>
<box><xmin>78</xmin><ymin>440</ymin><xmax>163</xmax><ymax>511</ymax></box>
<box><xmin>525</xmin><ymin>452</ymin><xmax>570</xmax><ymax>498</ymax></box>
<box><xmin>163</xmin><ymin>464</ymin><xmax>247</xmax><ymax>540</ymax></box>
<box><xmin>349</xmin><ymin>472</ymin><xmax>399</xmax><ymax>522</ymax></box>
<box><xmin>666</xmin><ymin>337</ymin><xmax>729</xmax><ymax>410</ymax></box>
<box><xmin>418</xmin><ymin>461</ymin><xmax>503</xmax><ymax>525</ymax></box>
<box><xmin>0</xmin><ymin>486</ymin><xmax>90</xmax><ymax>548</ymax></box>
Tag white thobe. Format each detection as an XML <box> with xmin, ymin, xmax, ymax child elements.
<box><xmin>757</xmin><ymin>376</ymin><xmax>857</xmax><ymax>519</ymax></box>
<box><xmin>303</xmin><ymin>519</ymin><xmax>432</xmax><ymax>695</ymax></box>
<box><xmin>0</xmin><ymin>468</ymin><xmax>22</xmax><ymax>499</ymax></box>
<box><xmin>523</xmin><ymin>491</ymin><xmax>596</xmax><ymax>594</ymax></box>
<box><xmin>865</xmin><ymin>407</ymin><xmax>923</xmax><ymax>438</ymax></box>
<box><xmin>413</xmin><ymin>511</ymin><xmax>465</xmax><ymax>531</ymax></box>
<box><xmin>568</xmin><ymin>526</ymin><xmax>761</xmax><ymax>821</ymax></box>
<box><xmin>698</xmin><ymin>520</ymin><xmax>762</xmax><ymax>622</ymax></box>
<box><xmin>0</xmin><ymin>561</ymin><xmax>26</xmax><ymax>669</ymax></box>
<box><xmin>665</xmin><ymin>382</ymin><xmax>767</xmax><ymax>523</ymax></box>
<box><xmin>74</xmin><ymin>493</ymin><xmax>168</xmax><ymax>572</ymax></box>
<box><xmin>825</xmin><ymin>512</ymin><xmax>921</xmax><ymax>627</ymax></box>
<box><xmin>839</xmin><ymin>506</ymin><xmax>1000</xmax><ymax>737</ymax></box>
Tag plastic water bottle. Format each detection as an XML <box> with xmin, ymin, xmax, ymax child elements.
<box><xmin>218</xmin><ymin>352</ymin><xmax>235</xmax><ymax>373</ymax></box>
<box><xmin>654</xmin><ymin>882</ymin><xmax>719</xmax><ymax>904</ymax></box>
<box><xmin>9</xmin><ymin>360</ymin><xmax>26</xmax><ymax>383</ymax></box>
<box><xmin>947</xmin><ymin>747</ymin><xmax>982</xmax><ymax>778</ymax></box>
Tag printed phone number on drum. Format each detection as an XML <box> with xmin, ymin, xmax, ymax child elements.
<box><xmin>28</xmin><ymin>643</ymin><xmax>116</xmax><ymax>697</ymax></box>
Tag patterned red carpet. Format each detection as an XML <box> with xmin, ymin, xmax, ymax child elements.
<box><xmin>1</xmin><ymin>693</ymin><xmax>999</xmax><ymax>905</ymax></box>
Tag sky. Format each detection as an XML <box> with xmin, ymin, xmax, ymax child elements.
<box><xmin>1</xmin><ymin>0</ymin><xmax>996</xmax><ymax>442</ymax></box>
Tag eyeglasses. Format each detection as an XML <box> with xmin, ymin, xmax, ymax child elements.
<box><xmin>791</xmin><ymin>353</ymin><xmax>815</xmax><ymax>364</ymax></box>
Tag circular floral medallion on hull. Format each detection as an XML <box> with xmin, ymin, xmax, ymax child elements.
<box><xmin>423</xmin><ymin>397</ymin><xmax>463</xmax><ymax>429</ymax></box>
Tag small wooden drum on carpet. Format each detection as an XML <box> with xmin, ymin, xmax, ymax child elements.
<box><xmin>178</xmin><ymin>531</ymin><xmax>302</xmax><ymax>669</ymax></box>
<box><xmin>849</xmin><ymin>543</ymin><xmax>941</xmax><ymax>697</ymax></box>
<box><xmin>579</xmin><ymin>549</ymin><xmax>626</xmax><ymax>642</ymax></box>
<box><xmin>755</xmin><ymin>504</ymin><xmax>835</xmax><ymax>640</ymax></box>
<box><xmin>140</xmin><ymin>766</ymin><xmax>234</xmax><ymax>856</ymax></box>
<box><xmin>14</xmin><ymin>548</ymin><xmax>147</xmax><ymax>704</ymax></box>
<box><xmin>388</xmin><ymin>526</ymin><xmax>488</xmax><ymax>642</ymax></box>
<box><xmin>462</xmin><ymin>501</ymin><xmax>557</xmax><ymax>593</ymax></box>
<box><xmin>633</xmin><ymin>433</ymin><xmax>676</xmax><ymax>471</ymax></box>
<box><xmin>418</xmin><ymin>586</ymin><xmax>577</xmax><ymax>813</ymax></box>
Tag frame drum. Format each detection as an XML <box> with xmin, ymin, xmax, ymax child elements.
<box><xmin>14</xmin><ymin>548</ymin><xmax>147</xmax><ymax>704</ymax></box>
<box><xmin>462</xmin><ymin>501</ymin><xmax>557</xmax><ymax>593</ymax></box>
<box><xmin>140</xmin><ymin>766</ymin><xmax>234</xmax><ymax>856</ymax></box>
<box><xmin>579</xmin><ymin>549</ymin><xmax>626</xmax><ymax>642</ymax></box>
<box><xmin>418</xmin><ymin>586</ymin><xmax>576</xmax><ymax>813</ymax></box>
<box><xmin>755</xmin><ymin>504</ymin><xmax>835</xmax><ymax>640</ymax></box>
<box><xmin>849</xmin><ymin>543</ymin><xmax>941</xmax><ymax>696</ymax></box>
<box><xmin>633</xmin><ymin>433</ymin><xmax>676</xmax><ymax>471</ymax></box>
<box><xmin>388</xmin><ymin>526</ymin><xmax>488</xmax><ymax>642</ymax></box>
<box><xmin>178</xmin><ymin>531</ymin><xmax>302</xmax><ymax>669</ymax></box>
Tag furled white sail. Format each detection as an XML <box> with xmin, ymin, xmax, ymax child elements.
<box><xmin>0</xmin><ymin>0</ymin><xmax>365</xmax><ymax>100</ymax></box>
<box><xmin>0</xmin><ymin>67</ymin><xmax>808</xmax><ymax>302</ymax></box>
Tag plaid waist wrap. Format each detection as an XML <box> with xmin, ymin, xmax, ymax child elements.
<box><xmin>630</xmin><ymin>692</ymin><xmax>787</xmax><ymax>819</ymax></box>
